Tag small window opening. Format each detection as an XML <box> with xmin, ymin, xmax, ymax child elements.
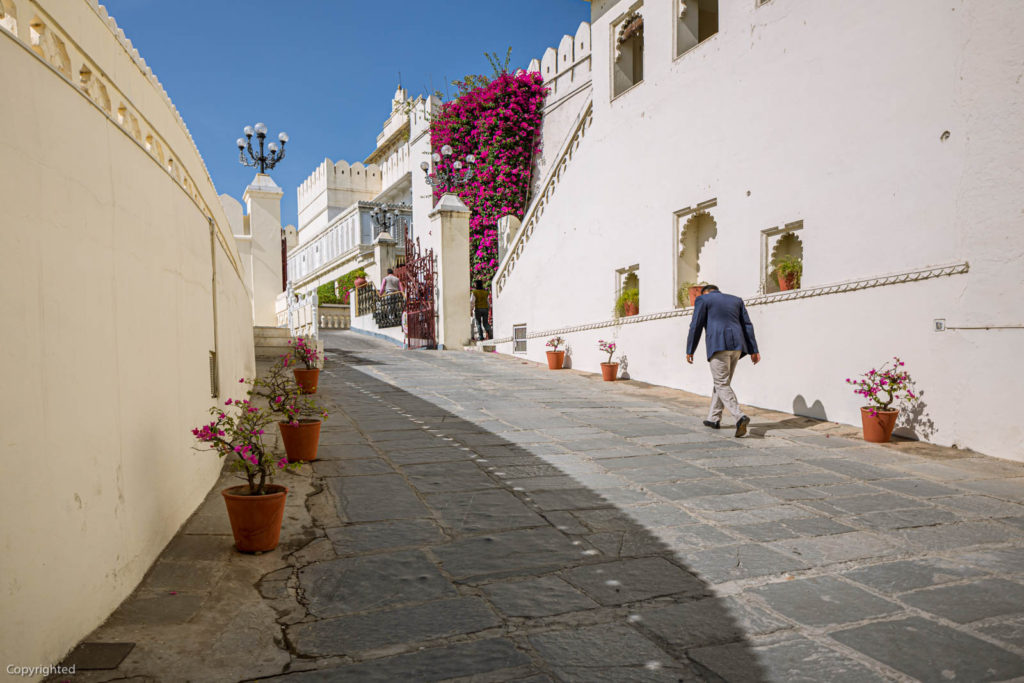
<box><xmin>513</xmin><ymin>324</ymin><xmax>527</xmax><ymax>354</ymax></box>
<box><xmin>676</xmin><ymin>0</ymin><xmax>719</xmax><ymax>58</ymax></box>
<box><xmin>613</xmin><ymin>10</ymin><xmax>644</xmax><ymax>97</ymax></box>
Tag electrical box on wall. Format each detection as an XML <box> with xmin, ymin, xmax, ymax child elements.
<box><xmin>934</xmin><ymin>319</ymin><xmax>946</xmax><ymax>332</ymax></box>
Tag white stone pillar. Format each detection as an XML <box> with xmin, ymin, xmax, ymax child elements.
<box><xmin>243</xmin><ymin>174</ymin><xmax>285</xmax><ymax>326</ymax></box>
<box><xmin>429</xmin><ymin>194</ymin><xmax>471</xmax><ymax>349</ymax></box>
<box><xmin>373</xmin><ymin>230</ymin><xmax>398</xmax><ymax>277</ymax></box>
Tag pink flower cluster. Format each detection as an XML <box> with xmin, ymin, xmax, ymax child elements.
<box><xmin>846</xmin><ymin>357</ymin><xmax>918</xmax><ymax>416</ymax></box>
<box><xmin>289</xmin><ymin>336</ymin><xmax>321</xmax><ymax>370</ymax></box>
<box><xmin>546</xmin><ymin>336</ymin><xmax>565</xmax><ymax>351</ymax></box>
<box><xmin>429</xmin><ymin>72</ymin><xmax>548</xmax><ymax>285</ymax></box>
<box><xmin>598</xmin><ymin>339</ymin><xmax>618</xmax><ymax>364</ymax></box>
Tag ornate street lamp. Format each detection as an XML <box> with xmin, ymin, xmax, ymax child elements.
<box><xmin>420</xmin><ymin>144</ymin><xmax>476</xmax><ymax>191</ymax></box>
<box><xmin>237</xmin><ymin>122</ymin><xmax>288</xmax><ymax>174</ymax></box>
<box><xmin>369</xmin><ymin>202</ymin><xmax>410</xmax><ymax>241</ymax></box>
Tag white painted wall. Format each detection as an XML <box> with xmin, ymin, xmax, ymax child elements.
<box><xmin>0</xmin><ymin>0</ymin><xmax>255</xmax><ymax>677</ymax></box>
<box><xmin>494</xmin><ymin>0</ymin><xmax>1024</xmax><ymax>461</ymax></box>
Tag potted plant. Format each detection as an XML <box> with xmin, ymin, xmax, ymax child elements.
<box><xmin>614</xmin><ymin>288</ymin><xmax>640</xmax><ymax>318</ymax></box>
<box><xmin>191</xmin><ymin>395</ymin><xmax>298</xmax><ymax>552</ymax></box>
<box><xmin>775</xmin><ymin>256</ymin><xmax>802</xmax><ymax>291</ymax></box>
<box><xmin>546</xmin><ymin>336</ymin><xmax>566</xmax><ymax>370</ymax></box>
<box><xmin>598</xmin><ymin>339</ymin><xmax>619</xmax><ymax>381</ymax></box>
<box><xmin>249</xmin><ymin>361</ymin><xmax>329</xmax><ymax>463</ymax></box>
<box><xmin>845</xmin><ymin>357</ymin><xmax>918</xmax><ymax>443</ymax></box>
<box><xmin>680</xmin><ymin>282</ymin><xmax>707</xmax><ymax>307</ymax></box>
<box><xmin>289</xmin><ymin>336</ymin><xmax>321</xmax><ymax>394</ymax></box>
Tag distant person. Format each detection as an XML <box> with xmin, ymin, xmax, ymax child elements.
<box><xmin>685</xmin><ymin>284</ymin><xmax>760</xmax><ymax>437</ymax></box>
<box><xmin>471</xmin><ymin>279</ymin><xmax>492</xmax><ymax>341</ymax></box>
<box><xmin>380</xmin><ymin>268</ymin><xmax>403</xmax><ymax>297</ymax></box>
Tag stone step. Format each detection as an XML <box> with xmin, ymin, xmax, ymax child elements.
<box><xmin>254</xmin><ymin>326</ymin><xmax>292</xmax><ymax>341</ymax></box>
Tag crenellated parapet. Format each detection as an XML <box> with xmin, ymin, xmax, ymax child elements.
<box><xmin>526</xmin><ymin>21</ymin><xmax>592</xmax><ymax>109</ymax></box>
<box><xmin>0</xmin><ymin>0</ymin><xmax>243</xmax><ymax>272</ymax></box>
<box><xmin>296</xmin><ymin>158</ymin><xmax>381</xmax><ymax>241</ymax></box>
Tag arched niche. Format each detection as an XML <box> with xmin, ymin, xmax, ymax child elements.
<box><xmin>613</xmin><ymin>9</ymin><xmax>644</xmax><ymax>96</ymax></box>
<box><xmin>676</xmin><ymin>209</ymin><xmax>718</xmax><ymax>305</ymax></box>
<box><xmin>766</xmin><ymin>231</ymin><xmax>804</xmax><ymax>293</ymax></box>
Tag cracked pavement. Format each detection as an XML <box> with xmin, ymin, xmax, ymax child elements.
<box><xmin>61</xmin><ymin>330</ymin><xmax>1024</xmax><ymax>682</ymax></box>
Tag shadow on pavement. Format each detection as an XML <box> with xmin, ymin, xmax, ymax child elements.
<box><xmin>265</xmin><ymin>341</ymin><xmax>769</xmax><ymax>682</ymax></box>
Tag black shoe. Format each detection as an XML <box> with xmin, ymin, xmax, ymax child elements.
<box><xmin>735</xmin><ymin>416</ymin><xmax>750</xmax><ymax>437</ymax></box>
<box><xmin>703</xmin><ymin>420</ymin><xmax>720</xmax><ymax>429</ymax></box>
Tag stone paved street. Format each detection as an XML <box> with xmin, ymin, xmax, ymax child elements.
<box><xmin>66</xmin><ymin>331</ymin><xmax>1024</xmax><ymax>682</ymax></box>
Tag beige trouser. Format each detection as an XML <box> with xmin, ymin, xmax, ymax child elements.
<box><xmin>707</xmin><ymin>350</ymin><xmax>746</xmax><ymax>422</ymax></box>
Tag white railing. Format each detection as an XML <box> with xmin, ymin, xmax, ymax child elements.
<box><xmin>281</xmin><ymin>282</ymin><xmax>318</xmax><ymax>339</ymax></box>
<box><xmin>320</xmin><ymin>303</ymin><xmax>350</xmax><ymax>330</ymax></box>
<box><xmin>494</xmin><ymin>94</ymin><xmax>594</xmax><ymax>295</ymax></box>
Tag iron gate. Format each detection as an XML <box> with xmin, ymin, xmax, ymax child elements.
<box><xmin>397</xmin><ymin>233</ymin><xmax>436</xmax><ymax>349</ymax></box>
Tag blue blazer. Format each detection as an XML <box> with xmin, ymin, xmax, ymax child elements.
<box><xmin>686</xmin><ymin>291</ymin><xmax>759</xmax><ymax>360</ymax></box>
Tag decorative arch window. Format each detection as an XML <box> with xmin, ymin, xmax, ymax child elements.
<box><xmin>676</xmin><ymin>0</ymin><xmax>719</xmax><ymax>58</ymax></box>
<box><xmin>613</xmin><ymin>8</ymin><xmax>644</xmax><ymax>97</ymax></box>
<box><xmin>674</xmin><ymin>200</ymin><xmax>719</xmax><ymax>307</ymax></box>
<box><xmin>762</xmin><ymin>222</ymin><xmax>804</xmax><ymax>293</ymax></box>
<box><xmin>615</xmin><ymin>264</ymin><xmax>640</xmax><ymax>317</ymax></box>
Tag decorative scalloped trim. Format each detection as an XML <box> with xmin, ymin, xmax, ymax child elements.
<box><xmin>491</xmin><ymin>262</ymin><xmax>969</xmax><ymax>344</ymax></box>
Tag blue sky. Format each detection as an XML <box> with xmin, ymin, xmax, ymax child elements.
<box><xmin>100</xmin><ymin>1</ymin><xmax>591</xmax><ymax>227</ymax></box>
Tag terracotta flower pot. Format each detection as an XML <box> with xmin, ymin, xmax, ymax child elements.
<box><xmin>860</xmin><ymin>407</ymin><xmax>899</xmax><ymax>443</ymax></box>
<box><xmin>777</xmin><ymin>273</ymin><xmax>799</xmax><ymax>291</ymax></box>
<box><xmin>278</xmin><ymin>419</ymin><xmax>322</xmax><ymax>462</ymax></box>
<box><xmin>221</xmin><ymin>484</ymin><xmax>287</xmax><ymax>553</ymax></box>
<box><xmin>688</xmin><ymin>286</ymin><xmax>704</xmax><ymax>307</ymax></box>
<box><xmin>546</xmin><ymin>350</ymin><xmax>565</xmax><ymax>370</ymax></box>
<box><xmin>600</xmin><ymin>362</ymin><xmax>619</xmax><ymax>381</ymax></box>
<box><xmin>623</xmin><ymin>300</ymin><xmax>639</xmax><ymax>317</ymax></box>
<box><xmin>293</xmin><ymin>368</ymin><xmax>320</xmax><ymax>394</ymax></box>
<box><xmin>353</xmin><ymin>277</ymin><xmax>366</xmax><ymax>287</ymax></box>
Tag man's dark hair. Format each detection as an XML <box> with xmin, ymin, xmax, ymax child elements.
<box><xmin>474</xmin><ymin>279</ymin><xmax>483</xmax><ymax>289</ymax></box>
<box><xmin>701</xmin><ymin>284</ymin><xmax>720</xmax><ymax>294</ymax></box>
<box><xmin>387</xmin><ymin>268</ymin><xmax>394</xmax><ymax>274</ymax></box>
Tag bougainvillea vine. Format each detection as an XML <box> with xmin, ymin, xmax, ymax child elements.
<box><xmin>428</xmin><ymin>71</ymin><xmax>548</xmax><ymax>286</ymax></box>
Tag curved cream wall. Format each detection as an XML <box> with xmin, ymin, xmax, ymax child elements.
<box><xmin>494</xmin><ymin>0</ymin><xmax>1024</xmax><ymax>462</ymax></box>
<box><xmin>0</xmin><ymin>1</ymin><xmax>255</xmax><ymax>677</ymax></box>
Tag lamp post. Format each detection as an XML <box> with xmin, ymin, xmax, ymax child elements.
<box><xmin>237</xmin><ymin>122</ymin><xmax>288</xmax><ymax>174</ymax></box>
<box><xmin>420</xmin><ymin>144</ymin><xmax>476</xmax><ymax>192</ymax></box>
<box><xmin>369</xmin><ymin>203</ymin><xmax>411</xmax><ymax>241</ymax></box>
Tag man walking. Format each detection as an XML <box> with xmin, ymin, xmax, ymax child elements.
<box><xmin>686</xmin><ymin>284</ymin><xmax>760</xmax><ymax>436</ymax></box>
<box><xmin>471</xmin><ymin>279</ymin><xmax>492</xmax><ymax>340</ymax></box>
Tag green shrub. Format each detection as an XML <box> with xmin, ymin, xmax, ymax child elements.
<box><xmin>614</xmin><ymin>287</ymin><xmax>640</xmax><ymax>318</ymax></box>
<box><xmin>316</xmin><ymin>267</ymin><xmax>369</xmax><ymax>305</ymax></box>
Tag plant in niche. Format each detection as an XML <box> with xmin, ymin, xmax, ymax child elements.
<box><xmin>845</xmin><ymin>357</ymin><xmax>918</xmax><ymax>417</ymax></box>
<box><xmin>678</xmin><ymin>281</ymin><xmax>708</xmax><ymax>307</ymax></box>
<box><xmin>598</xmin><ymin>339</ymin><xmax>618</xmax><ymax>365</ymax></box>
<box><xmin>546</xmin><ymin>336</ymin><xmax>565</xmax><ymax>352</ymax></box>
<box><xmin>191</xmin><ymin>393</ymin><xmax>296</xmax><ymax>495</ymax></box>
<box><xmin>774</xmin><ymin>255</ymin><xmax>803</xmax><ymax>288</ymax></box>
<box><xmin>614</xmin><ymin>288</ymin><xmax>640</xmax><ymax>318</ymax></box>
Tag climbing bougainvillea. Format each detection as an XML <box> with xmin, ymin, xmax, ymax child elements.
<box><xmin>428</xmin><ymin>71</ymin><xmax>548</xmax><ymax>285</ymax></box>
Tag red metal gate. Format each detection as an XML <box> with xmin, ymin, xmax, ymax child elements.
<box><xmin>396</xmin><ymin>232</ymin><xmax>436</xmax><ymax>349</ymax></box>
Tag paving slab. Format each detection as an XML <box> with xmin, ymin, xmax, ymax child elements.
<box><xmin>750</xmin><ymin>576</ymin><xmax>902</xmax><ymax>627</ymax></box>
<box><xmin>64</xmin><ymin>331</ymin><xmax>1024</xmax><ymax>681</ymax></box>
<box><xmin>832</xmin><ymin>616</ymin><xmax>1024</xmax><ymax>681</ymax></box>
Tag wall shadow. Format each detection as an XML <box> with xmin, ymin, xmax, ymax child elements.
<box><xmin>286</xmin><ymin>340</ymin><xmax>771</xmax><ymax>682</ymax></box>
<box><xmin>895</xmin><ymin>391</ymin><xmax>936</xmax><ymax>441</ymax></box>
<box><xmin>792</xmin><ymin>395</ymin><xmax>828</xmax><ymax>422</ymax></box>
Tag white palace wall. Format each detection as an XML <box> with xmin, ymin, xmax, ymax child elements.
<box><xmin>493</xmin><ymin>0</ymin><xmax>1024</xmax><ymax>461</ymax></box>
<box><xmin>0</xmin><ymin>0</ymin><xmax>255</xmax><ymax>676</ymax></box>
